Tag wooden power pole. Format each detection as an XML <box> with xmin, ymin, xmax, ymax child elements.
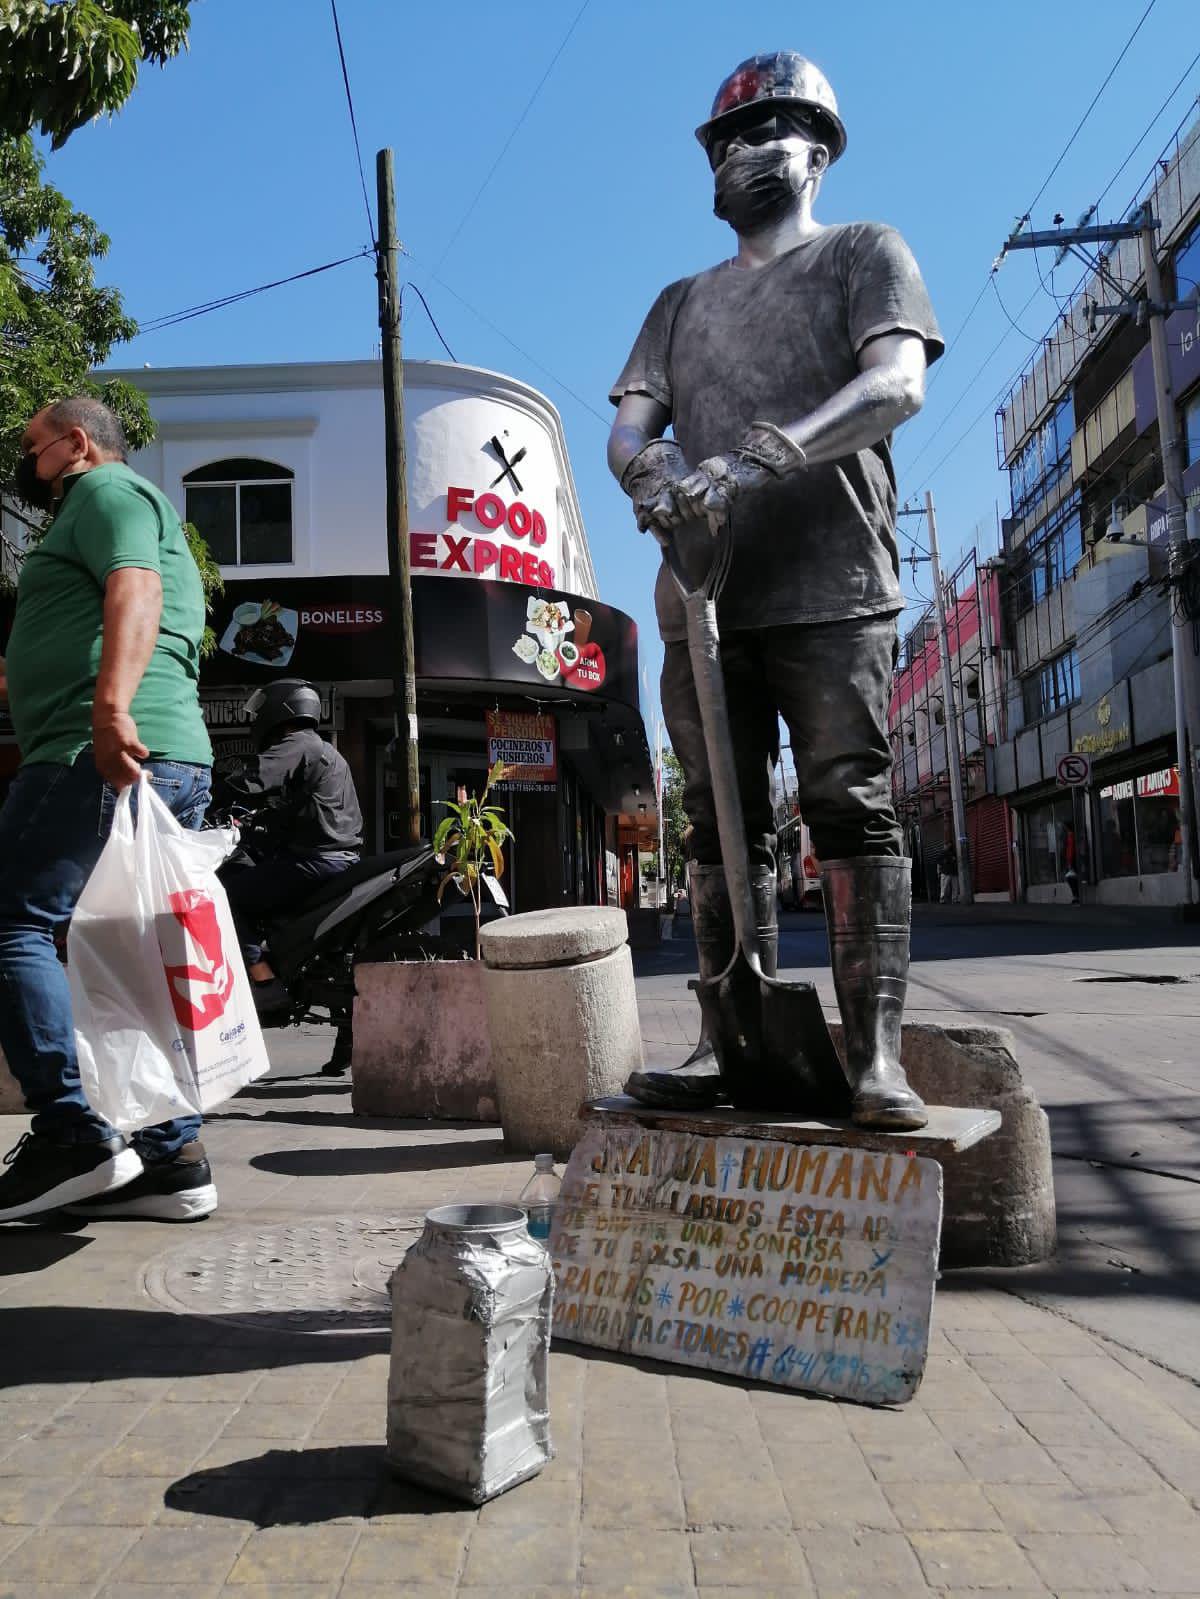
<box><xmin>376</xmin><ymin>147</ymin><xmax>421</xmax><ymax>844</ymax></box>
<box><xmin>925</xmin><ymin>490</ymin><xmax>974</xmax><ymax>904</ymax></box>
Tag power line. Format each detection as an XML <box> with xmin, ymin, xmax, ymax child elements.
<box><xmin>901</xmin><ymin>286</ymin><xmax>1042</xmax><ymax>484</ymax></box>
<box><xmin>402</xmin><ymin>281</ymin><xmax>457</xmax><ymax>363</ymax></box>
<box><xmin>989</xmin><ymin>275</ymin><xmax>1043</xmax><ymax>343</ymax></box>
<box><xmin>133</xmin><ymin>250</ymin><xmax>373</xmax><ymax>334</ymax></box>
<box><xmin>1093</xmin><ymin>59</ymin><xmax>1200</xmax><ymax>214</ymax></box>
<box><xmin>432</xmin><ymin>0</ymin><xmax>590</xmax><ymax>275</ymax></box>
<box><xmin>406</xmin><ymin>255</ymin><xmax>612</xmax><ymax>430</ymax></box>
<box><xmin>1027</xmin><ymin>0</ymin><xmax>1158</xmax><ymax>217</ymax></box>
<box><xmin>921</xmin><ymin>2</ymin><xmax>1159</xmax><ymax>402</ymax></box>
<box><xmin>329</xmin><ymin>0</ymin><xmax>375</xmax><ymax>242</ymax></box>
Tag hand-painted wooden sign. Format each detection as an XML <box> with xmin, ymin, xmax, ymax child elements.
<box><xmin>549</xmin><ymin>1123</ymin><xmax>942</xmax><ymax>1405</ymax></box>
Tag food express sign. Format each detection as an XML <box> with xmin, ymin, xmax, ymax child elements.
<box><xmin>410</xmin><ymin>486</ymin><xmax>556</xmax><ymax>589</ymax></box>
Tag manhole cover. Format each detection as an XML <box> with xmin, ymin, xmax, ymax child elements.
<box><xmin>141</xmin><ymin>1215</ymin><xmax>425</xmax><ymax>1335</ymax></box>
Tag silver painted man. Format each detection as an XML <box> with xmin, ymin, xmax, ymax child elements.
<box><xmin>608</xmin><ymin>53</ymin><xmax>943</xmax><ymax>1130</ymax></box>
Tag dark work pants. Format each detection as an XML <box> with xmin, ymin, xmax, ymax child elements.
<box><xmin>661</xmin><ymin>613</ymin><xmax>903</xmax><ymax>871</ymax></box>
<box><xmin>222</xmin><ymin>851</ymin><xmax>359</xmax><ymax>965</ymax></box>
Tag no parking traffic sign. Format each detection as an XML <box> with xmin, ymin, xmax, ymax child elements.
<box><xmin>1056</xmin><ymin>753</ymin><xmax>1092</xmax><ymax>787</ymax></box>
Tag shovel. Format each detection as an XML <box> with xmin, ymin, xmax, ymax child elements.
<box><xmin>661</xmin><ymin>521</ymin><xmax>852</xmax><ymax>1117</ymax></box>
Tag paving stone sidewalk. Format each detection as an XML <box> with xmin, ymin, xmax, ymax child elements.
<box><xmin>1</xmin><ymin>1041</ymin><xmax>1199</xmax><ymax>1597</ymax></box>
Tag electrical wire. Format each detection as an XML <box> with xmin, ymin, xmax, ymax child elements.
<box><xmin>329</xmin><ymin>0</ymin><xmax>375</xmax><ymax>242</ymax></box>
<box><xmin>402</xmin><ymin>281</ymin><xmax>457</xmax><ymax>362</ymax></box>
<box><xmin>901</xmin><ymin>286</ymin><xmax>1042</xmax><ymax>484</ymax></box>
<box><xmin>1093</xmin><ymin>56</ymin><xmax>1200</xmax><ymax>215</ymax></box>
<box><xmin>989</xmin><ymin>275</ymin><xmax>1043</xmax><ymax>343</ymax></box>
<box><xmin>132</xmin><ymin>250</ymin><xmax>373</xmax><ymax>334</ymax></box>
<box><xmin>1028</xmin><ymin>0</ymin><xmax>1159</xmax><ymax>218</ymax></box>
<box><xmin>923</xmin><ymin>1</ymin><xmax>1159</xmax><ymax>399</ymax></box>
<box><xmin>405</xmin><ymin>256</ymin><xmax>612</xmax><ymax>430</ymax></box>
<box><xmin>432</xmin><ymin>0</ymin><xmax>590</xmax><ymax>275</ymax></box>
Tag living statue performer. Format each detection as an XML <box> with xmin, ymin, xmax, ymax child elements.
<box><xmin>608</xmin><ymin>52</ymin><xmax>943</xmax><ymax>1130</ymax></box>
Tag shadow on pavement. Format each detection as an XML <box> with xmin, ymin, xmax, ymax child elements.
<box><xmin>166</xmin><ymin>1445</ymin><xmax>468</xmax><ymax>1523</ymax></box>
<box><xmin>0</xmin><ymin>1226</ymin><xmax>92</xmax><ymax>1274</ymax></box>
<box><xmin>0</xmin><ymin>1307</ymin><xmax>388</xmax><ymax>1387</ymax></box>
<box><xmin>250</xmin><ymin>1140</ymin><xmax>507</xmax><ymax>1177</ymax></box>
<box><xmin>234</xmin><ymin>1080</ymin><xmax>352</xmax><ymax>1098</ymax></box>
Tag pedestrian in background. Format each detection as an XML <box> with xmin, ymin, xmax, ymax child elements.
<box><xmin>937</xmin><ymin>839</ymin><xmax>959</xmax><ymax>903</ymax></box>
<box><xmin>0</xmin><ymin>396</ymin><xmax>218</xmax><ymax>1223</ymax></box>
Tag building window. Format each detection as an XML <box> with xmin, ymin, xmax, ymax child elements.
<box><xmin>183</xmin><ymin>457</ymin><xmax>294</xmax><ymax>566</ymax></box>
<box><xmin>1008</xmin><ymin>395</ymin><xmax>1074</xmax><ymax>520</ymax></box>
<box><xmin>1098</xmin><ymin>765</ymin><xmax>1183</xmax><ymax>879</ymax></box>
<box><xmin>1011</xmin><ymin>497</ymin><xmax>1082</xmax><ymax>615</ymax></box>
<box><xmin>1025</xmin><ymin>795</ymin><xmax>1076</xmax><ymax>887</ymax></box>
<box><xmin>1184</xmin><ymin>389</ymin><xmax>1200</xmax><ymax>470</ymax></box>
<box><xmin>1021</xmin><ymin>648</ymin><xmax>1079</xmax><ymax>725</ymax></box>
<box><xmin>1173</xmin><ymin>219</ymin><xmax>1200</xmax><ymax>301</ymax></box>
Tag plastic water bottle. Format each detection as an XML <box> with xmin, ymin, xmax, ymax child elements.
<box><xmin>519</xmin><ymin>1154</ymin><xmax>560</xmax><ymax>1244</ymax></box>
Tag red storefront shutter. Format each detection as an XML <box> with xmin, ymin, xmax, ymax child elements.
<box><xmin>968</xmin><ymin>795</ymin><xmax>1009</xmax><ymax>894</ymax></box>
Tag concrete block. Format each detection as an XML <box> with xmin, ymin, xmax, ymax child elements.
<box><xmin>0</xmin><ymin>1046</ymin><xmax>24</xmax><ymax>1115</ymax></box>
<box><xmin>830</xmin><ymin>1022</ymin><xmax>1055</xmax><ymax>1268</ymax></box>
<box><xmin>351</xmin><ymin>959</ymin><xmax>497</xmax><ymax>1121</ymax></box>
<box><xmin>481</xmin><ymin>909</ymin><xmax>643</xmax><ymax>1158</ymax></box>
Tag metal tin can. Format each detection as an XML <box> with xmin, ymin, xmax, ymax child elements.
<box><xmin>386</xmin><ymin>1203</ymin><xmax>554</xmax><ymax>1504</ymax></box>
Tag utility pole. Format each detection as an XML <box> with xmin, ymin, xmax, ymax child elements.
<box><xmin>925</xmin><ymin>490</ymin><xmax>974</xmax><ymax>904</ymax></box>
<box><xmin>376</xmin><ymin>147</ymin><xmax>421</xmax><ymax>845</ymax></box>
<box><xmin>1002</xmin><ymin>208</ymin><xmax>1200</xmax><ymax>902</ymax></box>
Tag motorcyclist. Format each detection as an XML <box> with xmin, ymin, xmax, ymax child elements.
<box><xmin>218</xmin><ymin>680</ymin><xmax>363</xmax><ymax>1016</ymax></box>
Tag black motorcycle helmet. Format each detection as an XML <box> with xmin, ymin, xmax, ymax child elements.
<box><xmin>244</xmin><ymin>679</ymin><xmax>322</xmax><ymax>748</ymax></box>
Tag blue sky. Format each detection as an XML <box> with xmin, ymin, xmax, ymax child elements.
<box><xmin>45</xmin><ymin>0</ymin><xmax>1200</xmax><ymax>724</ymax></box>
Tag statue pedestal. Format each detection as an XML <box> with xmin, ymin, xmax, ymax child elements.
<box><xmin>547</xmin><ymin>1098</ymin><xmax>999</xmax><ymax>1406</ymax></box>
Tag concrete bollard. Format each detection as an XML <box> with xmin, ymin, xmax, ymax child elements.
<box><xmin>831</xmin><ymin>1021</ymin><xmax>1056</xmax><ymax>1267</ymax></box>
<box><xmin>0</xmin><ymin>1047</ymin><xmax>24</xmax><ymax>1116</ymax></box>
<box><xmin>481</xmin><ymin>908</ymin><xmax>643</xmax><ymax>1159</ymax></box>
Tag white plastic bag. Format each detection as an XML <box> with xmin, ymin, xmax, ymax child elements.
<box><xmin>69</xmin><ymin>772</ymin><xmax>269</xmax><ymax>1130</ymax></box>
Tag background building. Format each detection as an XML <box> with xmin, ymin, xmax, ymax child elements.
<box><xmin>889</xmin><ymin>554</ymin><xmax>1012</xmax><ymax>900</ymax></box>
<box><xmin>989</xmin><ymin>105</ymin><xmax>1200</xmax><ymax>905</ymax></box>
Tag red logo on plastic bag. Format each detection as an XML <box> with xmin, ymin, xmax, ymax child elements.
<box><xmin>161</xmin><ymin>890</ymin><xmax>235</xmax><ymax>1031</ymax></box>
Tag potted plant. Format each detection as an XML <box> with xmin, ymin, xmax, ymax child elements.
<box><xmin>433</xmin><ymin>761</ymin><xmax>513</xmax><ymax>960</ymax></box>
<box><xmin>350</xmin><ymin>763</ymin><xmax>513</xmax><ymax>1124</ymax></box>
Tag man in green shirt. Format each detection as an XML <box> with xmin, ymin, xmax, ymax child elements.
<box><xmin>0</xmin><ymin>396</ymin><xmax>219</xmax><ymax>1223</ymax></box>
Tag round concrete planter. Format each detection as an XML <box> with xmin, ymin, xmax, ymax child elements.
<box><xmin>481</xmin><ymin>908</ymin><xmax>644</xmax><ymax>1158</ymax></box>
<box><xmin>351</xmin><ymin>958</ymin><xmax>498</xmax><ymax>1122</ymax></box>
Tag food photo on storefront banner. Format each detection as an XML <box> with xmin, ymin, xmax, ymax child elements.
<box><xmin>198</xmin><ymin>573</ymin><xmax>639</xmax><ymax>712</ymax></box>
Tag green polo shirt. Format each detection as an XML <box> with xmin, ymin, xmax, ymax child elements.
<box><xmin>6</xmin><ymin>462</ymin><xmax>212</xmax><ymax>768</ymax></box>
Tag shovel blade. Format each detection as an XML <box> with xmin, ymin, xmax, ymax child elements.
<box><xmin>696</xmin><ymin>958</ymin><xmax>853</xmax><ymax>1118</ymax></box>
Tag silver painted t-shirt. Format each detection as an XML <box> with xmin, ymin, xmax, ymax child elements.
<box><xmin>610</xmin><ymin>222</ymin><xmax>943</xmax><ymax>642</ymax></box>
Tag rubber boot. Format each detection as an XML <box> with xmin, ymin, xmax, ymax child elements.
<box><xmin>822</xmin><ymin>857</ymin><xmax>928</xmax><ymax>1131</ymax></box>
<box><xmin>623</xmin><ymin>865</ymin><xmax>777</xmax><ymax>1109</ymax></box>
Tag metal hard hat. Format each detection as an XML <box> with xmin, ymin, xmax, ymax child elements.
<box><xmin>244</xmin><ymin>679</ymin><xmax>322</xmax><ymax>745</ymax></box>
<box><xmin>696</xmin><ymin>52</ymin><xmax>847</xmax><ymax>164</ymax></box>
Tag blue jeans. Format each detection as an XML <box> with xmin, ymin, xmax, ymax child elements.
<box><xmin>0</xmin><ymin>752</ymin><xmax>212</xmax><ymax>1161</ymax></box>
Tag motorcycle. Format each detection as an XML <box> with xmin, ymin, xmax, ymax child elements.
<box><xmin>212</xmin><ymin>809</ymin><xmax>471</xmax><ymax>1073</ymax></box>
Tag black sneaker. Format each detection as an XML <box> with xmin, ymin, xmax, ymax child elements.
<box><xmin>0</xmin><ymin>1133</ymin><xmax>143</xmax><ymax>1223</ymax></box>
<box><xmin>66</xmin><ymin>1142</ymin><xmax>217</xmax><ymax>1222</ymax></box>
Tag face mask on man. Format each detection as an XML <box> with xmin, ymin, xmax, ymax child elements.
<box><xmin>14</xmin><ymin>450</ymin><xmax>56</xmax><ymax>512</ymax></box>
<box><xmin>713</xmin><ymin>144</ymin><xmax>813</xmax><ymax>233</ymax></box>
<box><xmin>13</xmin><ymin>432</ymin><xmax>74</xmax><ymax>512</ymax></box>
